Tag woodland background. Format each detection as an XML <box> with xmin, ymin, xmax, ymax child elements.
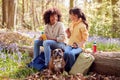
<box><xmin>0</xmin><ymin>0</ymin><xmax>120</xmax><ymax>38</ymax></box>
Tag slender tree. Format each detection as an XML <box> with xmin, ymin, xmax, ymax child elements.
<box><xmin>70</xmin><ymin>0</ymin><xmax>74</xmax><ymax>9</ymax></box>
<box><xmin>2</xmin><ymin>0</ymin><xmax>8</xmax><ymax>28</ymax></box>
<box><xmin>41</xmin><ymin>0</ymin><xmax>44</xmax><ymax>14</ymax></box>
<box><xmin>9</xmin><ymin>0</ymin><xmax>17</xmax><ymax>29</ymax></box>
<box><xmin>22</xmin><ymin>0</ymin><xmax>25</xmax><ymax>23</ymax></box>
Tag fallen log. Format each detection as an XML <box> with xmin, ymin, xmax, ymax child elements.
<box><xmin>19</xmin><ymin>46</ymin><xmax>120</xmax><ymax>76</ymax></box>
<box><xmin>19</xmin><ymin>46</ymin><xmax>33</xmax><ymax>57</ymax></box>
<box><xmin>90</xmin><ymin>52</ymin><xmax>120</xmax><ymax>77</ymax></box>
<box><xmin>18</xmin><ymin>46</ymin><xmax>44</xmax><ymax>57</ymax></box>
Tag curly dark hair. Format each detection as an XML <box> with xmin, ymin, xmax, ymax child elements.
<box><xmin>69</xmin><ymin>7</ymin><xmax>89</xmax><ymax>30</ymax></box>
<box><xmin>43</xmin><ymin>8</ymin><xmax>62</xmax><ymax>24</ymax></box>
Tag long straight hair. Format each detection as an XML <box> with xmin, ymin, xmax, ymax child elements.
<box><xmin>69</xmin><ymin>7</ymin><xmax>89</xmax><ymax>30</ymax></box>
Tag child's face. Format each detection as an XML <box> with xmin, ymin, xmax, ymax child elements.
<box><xmin>70</xmin><ymin>13</ymin><xmax>78</xmax><ymax>22</ymax></box>
<box><xmin>50</xmin><ymin>14</ymin><xmax>58</xmax><ymax>25</ymax></box>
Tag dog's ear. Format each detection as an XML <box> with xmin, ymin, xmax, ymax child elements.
<box><xmin>61</xmin><ymin>48</ymin><xmax>64</xmax><ymax>52</ymax></box>
<box><xmin>51</xmin><ymin>50</ymin><xmax>54</xmax><ymax>56</ymax></box>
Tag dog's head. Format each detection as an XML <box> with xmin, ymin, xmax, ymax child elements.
<box><xmin>51</xmin><ymin>49</ymin><xmax>64</xmax><ymax>59</ymax></box>
<box><xmin>50</xmin><ymin>49</ymin><xmax>65</xmax><ymax>73</ymax></box>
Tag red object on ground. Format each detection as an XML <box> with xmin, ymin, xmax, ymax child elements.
<box><xmin>93</xmin><ymin>42</ymin><xmax>97</xmax><ymax>53</ymax></box>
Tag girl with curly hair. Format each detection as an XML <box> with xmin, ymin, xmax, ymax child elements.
<box><xmin>33</xmin><ymin>8</ymin><xmax>66</xmax><ymax>69</ymax></box>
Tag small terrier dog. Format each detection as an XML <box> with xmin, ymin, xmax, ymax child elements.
<box><xmin>49</xmin><ymin>48</ymin><xmax>65</xmax><ymax>74</ymax></box>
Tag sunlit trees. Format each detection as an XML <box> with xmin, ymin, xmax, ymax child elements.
<box><xmin>2</xmin><ymin>0</ymin><xmax>17</xmax><ymax>29</ymax></box>
<box><xmin>0</xmin><ymin>0</ymin><xmax>120</xmax><ymax>37</ymax></box>
<box><xmin>111</xmin><ymin>0</ymin><xmax>120</xmax><ymax>37</ymax></box>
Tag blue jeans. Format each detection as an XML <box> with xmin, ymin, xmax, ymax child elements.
<box><xmin>64</xmin><ymin>45</ymin><xmax>82</xmax><ymax>72</ymax></box>
<box><xmin>33</xmin><ymin>39</ymin><xmax>43</xmax><ymax>60</ymax></box>
<box><xmin>43</xmin><ymin>40</ymin><xmax>65</xmax><ymax>66</ymax></box>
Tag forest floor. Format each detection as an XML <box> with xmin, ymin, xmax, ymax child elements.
<box><xmin>25</xmin><ymin>69</ymin><xmax>120</xmax><ymax>80</ymax></box>
<box><xmin>0</xmin><ymin>29</ymin><xmax>120</xmax><ymax>80</ymax></box>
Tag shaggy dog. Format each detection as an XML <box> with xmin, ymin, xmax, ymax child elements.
<box><xmin>49</xmin><ymin>49</ymin><xmax>65</xmax><ymax>74</ymax></box>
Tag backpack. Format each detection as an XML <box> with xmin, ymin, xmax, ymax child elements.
<box><xmin>27</xmin><ymin>52</ymin><xmax>46</xmax><ymax>71</ymax></box>
<box><xmin>69</xmin><ymin>52</ymin><xmax>95</xmax><ymax>75</ymax></box>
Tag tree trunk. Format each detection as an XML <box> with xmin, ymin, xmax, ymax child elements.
<box><xmin>90</xmin><ymin>52</ymin><xmax>120</xmax><ymax>76</ymax></box>
<box><xmin>41</xmin><ymin>0</ymin><xmax>44</xmax><ymax>14</ymax></box>
<box><xmin>31</xmin><ymin>0</ymin><xmax>36</xmax><ymax>31</ymax></box>
<box><xmin>45</xmin><ymin>0</ymin><xmax>51</xmax><ymax>10</ymax></box>
<box><xmin>2</xmin><ymin>0</ymin><xmax>8</xmax><ymax>27</ymax></box>
<box><xmin>7</xmin><ymin>0</ymin><xmax>17</xmax><ymax>29</ymax></box>
<box><xmin>14</xmin><ymin>0</ymin><xmax>17</xmax><ymax>31</ymax></box>
<box><xmin>111</xmin><ymin>0</ymin><xmax>118</xmax><ymax>5</ymax></box>
<box><xmin>26</xmin><ymin>0</ymin><xmax>29</xmax><ymax>12</ymax></box>
<box><xmin>70</xmin><ymin>0</ymin><xmax>74</xmax><ymax>9</ymax></box>
<box><xmin>22</xmin><ymin>0</ymin><xmax>25</xmax><ymax>23</ymax></box>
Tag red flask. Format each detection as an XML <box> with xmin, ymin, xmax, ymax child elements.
<box><xmin>93</xmin><ymin>42</ymin><xmax>97</xmax><ymax>53</ymax></box>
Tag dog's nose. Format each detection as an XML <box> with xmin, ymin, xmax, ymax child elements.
<box><xmin>58</xmin><ymin>52</ymin><xmax>63</xmax><ymax>57</ymax></box>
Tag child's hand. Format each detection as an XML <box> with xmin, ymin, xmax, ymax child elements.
<box><xmin>72</xmin><ymin>42</ymin><xmax>78</xmax><ymax>49</ymax></box>
<box><xmin>65</xmin><ymin>28</ymin><xmax>71</xmax><ymax>38</ymax></box>
<box><xmin>39</xmin><ymin>36</ymin><xmax>43</xmax><ymax>40</ymax></box>
<box><xmin>78</xmin><ymin>41</ymin><xmax>85</xmax><ymax>48</ymax></box>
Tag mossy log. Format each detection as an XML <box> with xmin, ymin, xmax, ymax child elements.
<box><xmin>18</xmin><ymin>46</ymin><xmax>44</xmax><ymax>57</ymax></box>
<box><xmin>19</xmin><ymin>46</ymin><xmax>120</xmax><ymax>76</ymax></box>
<box><xmin>90</xmin><ymin>52</ymin><xmax>120</xmax><ymax>77</ymax></box>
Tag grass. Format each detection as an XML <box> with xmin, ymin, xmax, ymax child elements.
<box><xmin>0</xmin><ymin>52</ymin><xmax>37</xmax><ymax>79</ymax></box>
<box><xmin>86</xmin><ymin>42</ymin><xmax>120</xmax><ymax>52</ymax></box>
<box><xmin>0</xmin><ymin>42</ymin><xmax>120</xmax><ymax>79</ymax></box>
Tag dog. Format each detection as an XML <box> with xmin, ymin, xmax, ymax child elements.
<box><xmin>49</xmin><ymin>48</ymin><xmax>65</xmax><ymax>74</ymax></box>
